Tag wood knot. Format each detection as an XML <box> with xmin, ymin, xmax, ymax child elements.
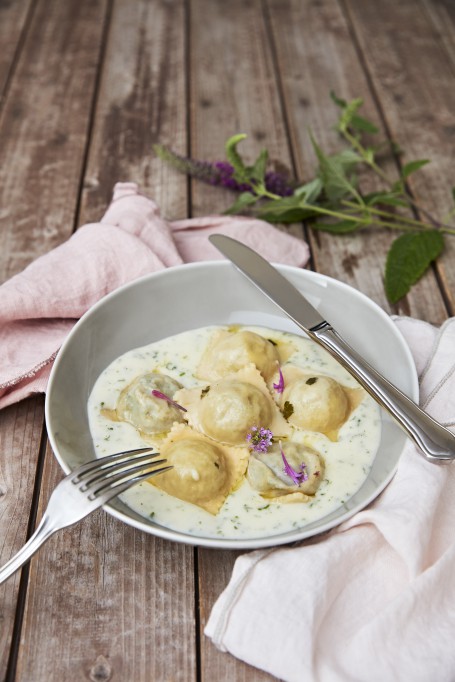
<box><xmin>88</xmin><ymin>655</ymin><xmax>112</xmax><ymax>682</ymax></box>
<box><xmin>341</xmin><ymin>253</ymin><xmax>359</xmax><ymax>276</ymax></box>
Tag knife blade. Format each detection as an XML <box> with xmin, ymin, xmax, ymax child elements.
<box><xmin>209</xmin><ymin>234</ymin><xmax>455</xmax><ymax>463</ymax></box>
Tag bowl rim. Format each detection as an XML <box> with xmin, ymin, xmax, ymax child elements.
<box><xmin>45</xmin><ymin>260</ymin><xmax>419</xmax><ymax>549</ymax></box>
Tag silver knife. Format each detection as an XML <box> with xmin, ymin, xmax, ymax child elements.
<box><xmin>209</xmin><ymin>234</ymin><xmax>455</xmax><ymax>463</ymax></box>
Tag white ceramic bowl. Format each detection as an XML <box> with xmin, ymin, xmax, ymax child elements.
<box><xmin>45</xmin><ymin>261</ymin><xmax>418</xmax><ymax>549</ymax></box>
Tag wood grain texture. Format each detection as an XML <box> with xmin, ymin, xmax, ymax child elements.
<box><xmin>79</xmin><ymin>0</ymin><xmax>188</xmax><ymax>225</ymax></box>
<box><xmin>198</xmin><ymin>549</ymin><xmax>276</xmax><ymax>681</ymax></box>
<box><xmin>266</xmin><ymin>0</ymin><xmax>448</xmax><ymax>323</ymax></box>
<box><xmin>12</xmin><ymin>3</ymin><xmax>197</xmax><ymax>681</ymax></box>
<box><xmin>15</xmin><ymin>445</ymin><xmax>197</xmax><ymax>681</ymax></box>
<box><xmin>0</xmin><ymin>0</ymin><xmax>108</xmax><ymax>283</ymax></box>
<box><xmin>188</xmin><ymin>0</ymin><xmax>303</xmax><ymax>239</ymax></box>
<box><xmin>0</xmin><ymin>0</ymin><xmax>33</xmax><ymax>103</ymax></box>
<box><xmin>0</xmin><ymin>397</ymin><xmax>44</xmax><ymax>681</ymax></box>
<box><xmin>343</xmin><ymin>0</ymin><xmax>455</xmax><ymax>315</ymax></box>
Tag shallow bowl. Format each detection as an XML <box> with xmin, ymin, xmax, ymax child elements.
<box><xmin>45</xmin><ymin>261</ymin><xmax>418</xmax><ymax>549</ymax></box>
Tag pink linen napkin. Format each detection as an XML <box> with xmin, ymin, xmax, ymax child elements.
<box><xmin>205</xmin><ymin>316</ymin><xmax>455</xmax><ymax>682</ymax></box>
<box><xmin>0</xmin><ymin>182</ymin><xmax>309</xmax><ymax>410</ymax></box>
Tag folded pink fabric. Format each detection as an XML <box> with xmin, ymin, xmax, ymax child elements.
<box><xmin>205</xmin><ymin>316</ymin><xmax>455</xmax><ymax>682</ymax></box>
<box><xmin>0</xmin><ymin>182</ymin><xmax>309</xmax><ymax>409</ymax></box>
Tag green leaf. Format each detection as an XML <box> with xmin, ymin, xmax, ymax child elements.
<box><xmin>363</xmin><ymin>147</ymin><xmax>375</xmax><ymax>164</ymax></box>
<box><xmin>364</xmin><ymin>192</ymin><xmax>409</xmax><ymax>208</ymax></box>
<box><xmin>248</xmin><ymin>148</ymin><xmax>268</xmax><ymax>184</ymax></box>
<box><xmin>257</xmin><ymin>194</ymin><xmax>301</xmax><ymax>215</ymax></box>
<box><xmin>224</xmin><ymin>191</ymin><xmax>258</xmax><ymax>215</ymax></box>
<box><xmin>257</xmin><ymin>194</ymin><xmax>319</xmax><ymax>223</ymax></box>
<box><xmin>225</xmin><ymin>134</ymin><xmax>248</xmax><ymax>182</ymax></box>
<box><xmin>332</xmin><ymin>94</ymin><xmax>379</xmax><ymax>135</ymax></box>
<box><xmin>294</xmin><ymin>177</ymin><xmax>323</xmax><ymax>204</ymax></box>
<box><xmin>384</xmin><ymin>230</ymin><xmax>444</xmax><ymax>303</ymax></box>
<box><xmin>311</xmin><ymin>133</ymin><xmax>362</xmax><ymax>202</ymax></box>
<box><xmin>375</xmin><ymin>196</ymin><xmax>409</xmax><ymax>208</ymax></box>
<box><xmin>330</xmin><ymin>91</ymin><xmax>347</xmax><ymax>108</ymax></box>
<box><xmin>260</xmin><ymin>207</ymin><xmax>319</xmax><ymax>224</ymax></box>
<box><xmin>311</xmin><ymin>219</ymin><xmax>362</xmax><ymax>234</ymax></box>
<box><xmin>401</xmin><ymin>159</ymin><xmax>430</xmax><ymax>179</ymax></box>
<box><xmin>392</xmin><ymin>179</ymin><xmax>405</xmax><ymax>194</ymax></box>
<box><xmin>350</xmin><ymin>115</ymin><xmax>379</xmax><ymax>135</ymax></box>
<box><xmin>337</xmin><ymin>98</ymin><xmax>364</xmax><ymax>133</ymax></box>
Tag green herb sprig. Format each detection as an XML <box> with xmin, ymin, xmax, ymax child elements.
<box><xmin>155</xmin><ymin>94</ymin><xmax>455</xmax><ymax>303</ymax></box>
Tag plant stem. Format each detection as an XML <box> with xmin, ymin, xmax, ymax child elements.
<box><xmin>341</xmin><ymin>200</ymin><xmax>430</xmax><ymax>230</ymax></box>
<box><xmin>258</xmin><ymin>187</ymin><xmax>282</xmax><ymax>201</ymax></box>
<box><xmin>342</xmin><ymin>128</ymin><xmax>392</xmax><ymax>185</ymax></box>
<box><xmin>298</xmin><ymin>202</ymin><xmax>367</xmax><ymax>224</ymax></box>
<box><xmin>340</xmin><ymin>127</ymin><xmax>443</xmax><ymax>228</ymax></box>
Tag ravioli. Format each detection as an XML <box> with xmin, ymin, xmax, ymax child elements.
<box><xmin>88</xmin><ymin>324</ymin><xmax>381</xmax><ymax>537</ymax></box>
<box><xmin>197</xmin><ymin>329</ymin><xmax>280</xmax><ymax>381</ymax></box>
<box><xmin>114</xmin><ymin>372</ymin><xmax>185</xmax><ymax>436</ymax></box>
<box><xmin>276</xmin><ymin>365</ymin><xmax>364</xmax><ymax>439</ymax></box>
<box><xmin>247</xmin><ymin>441</ymin><xmax>324</xmax><ymax>503</ymax></box>
<box><xmin>175</xmin><ymin>364</ymin><xmax>290</xmax><ymax>446</ymax></box>
<box><xmin>150</xmin><ymin>424</ymin><xmax>249</xmax><ymax>514</ymax></box>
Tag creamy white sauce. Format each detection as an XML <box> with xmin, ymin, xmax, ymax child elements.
<box><xmin>87</xmin><ymin>325</ymin><xmax>381</xmax><ymax>539</ymax></box>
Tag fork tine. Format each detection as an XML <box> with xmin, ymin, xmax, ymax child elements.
<box><xmin>88</xmin><ymin>463</ymin><xmax>173</xmax><ymax>502</ymax></box>
<box><xmin>77</xmin><ymin>451</ymin><xmax>164</xmax><ymax>489</ymax></box>
<box><xmin>83</xmin><ymin>456</ymin><xmax>168</xmax><ymax>496</ymax></box>
<box><xmin>72</xmin><ymin>447</ymin><xmax>160</xmax><ymax>483</ymax></box>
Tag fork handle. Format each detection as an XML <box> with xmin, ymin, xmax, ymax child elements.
<box><xmin>0</xmin><ymin>513</ymin><xmax>56</xmax><ymax>584</ymax></box>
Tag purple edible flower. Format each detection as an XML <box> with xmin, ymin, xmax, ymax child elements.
<box><xmin>280</xmin><ymin>442</ymin><xmax>308</xmax><ymax>486</ymax></box>
<box><xmin>212</xmin><ymin>161</ymin><xmax>252</xmax><ymax>192</ymax></box>
<box><xmin>151</xmin><ymin>390</ymin><xmax>187</xmax><ymax>412</ymax></box>
<box><xmin>264</xmin><ymin>170</ymin><xmax>294</xmax><ymax>197</ymax></box>
<box><xmin>273</xmin><ymin>366</ymin><xmax>285</xmax><ymax>394</ymax></box>
<box><xmin>246</xmin><ymin>426</ymin><xmax>273</xmax><ymax>453</ymax></box>
<box><xmin>153</xmin><ymin>145</ymin><xmax>295</xmax><ymax>197</ymax></box>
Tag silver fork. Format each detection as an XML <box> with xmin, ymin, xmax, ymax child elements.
<box><xmin>0</xmin><ymin>447</ymin><xmax>171</xmax><ymax>584</ymax></box>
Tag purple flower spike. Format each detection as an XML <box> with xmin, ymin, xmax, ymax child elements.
<box><xmin>264</xmin><ymin>170</ymin><xmax>294</xmax><ymax>197</ymax></box>
<box><xmin>280</xmin><ymin>442</ymin><xmax>308</xmax><ymax>486</ymax></box>
<box><xmin>273</xmin><ymin>366</ymin><xmax>285</xmax><ymax>394</ymax></box>
<box><xmin>151</xmin><ymin>390</ymin><xmax>187</xmax><ymax>412</ymax></box>
<box><xmin>153</xmin><ymin>145</ymin><xmax>295</xmax><ymax>197</ymax></box>
<box><xmin>247</xmin><ymin>426</ymin><xmax>273</xmax><ymax>453</ymax></box>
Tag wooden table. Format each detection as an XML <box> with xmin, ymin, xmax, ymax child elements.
<box><xmin>1</xmin><ymin>1</ymin><xmax>453</xmax><ymax>680</ymax></box>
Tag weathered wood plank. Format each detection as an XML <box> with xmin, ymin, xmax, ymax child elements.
<box><xmin>198</xmin><ymin>549</ymin><xmax>276</xmax><ymax>681</ymax></box>
<box><xmin>79</xmin><ymin>0</ymin><xmax>188</xmax><ymax>224</ymax></box>
<box><xmin>342</xmin><ymin>0</ymin><xmax>455</xmax><ymax>315</ymax></box>
<box><xmin>266</xmin><ymin>0</ymin><xmax>448</xmax><ymax>323</ymax></box>
<box><xmin>14</xmin><ymin>2</ymin><xmax>197</xmax><ymax>680</ymax></box>
<box><xmin>0</xmin><ymin>0</ymin><xmax>33</xmax><ymax>103</ymax></box>
<box><xmin>0</xmin><ymin>0</ymin><xmax>109</xmax><ymax>674</ymax></box>
<box><xmin>188</xmin><ymin>0</ymin><xmax>303</xmax><ymax>239</ymax></box>
<box><xmin>0</xmin><ymin>397</ymin><xmax>44</xmax><ymax>682</ymax></box>
<box><xmin>423</xmin><ymin>0</ymin><xmax>455</xmax><ymax>64</ymax></box>
<box><xmin>0</xmin><ymin>0</ymin><xmax>109</xmax><ymax>283</ymax></box>
<box><xmin>15</xmin><ymin>445</ymin><xmax>197</xmax><ymax>681</ymax></box>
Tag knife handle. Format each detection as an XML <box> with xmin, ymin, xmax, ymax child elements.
<box><xmin>311</xmin><ymin>323</ymin><xmax>455</xmax><ymax>463</ymax></box>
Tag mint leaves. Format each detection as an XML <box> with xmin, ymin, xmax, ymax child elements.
<box><xmin>385</xmin><ymin>231</ymin><xmax>444</xmax><ymax>303</ymax></box>
<box><xmin>155</xmin><ymin>95</ymin><xmax>453</xmax><ymax>303</ymax></box>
